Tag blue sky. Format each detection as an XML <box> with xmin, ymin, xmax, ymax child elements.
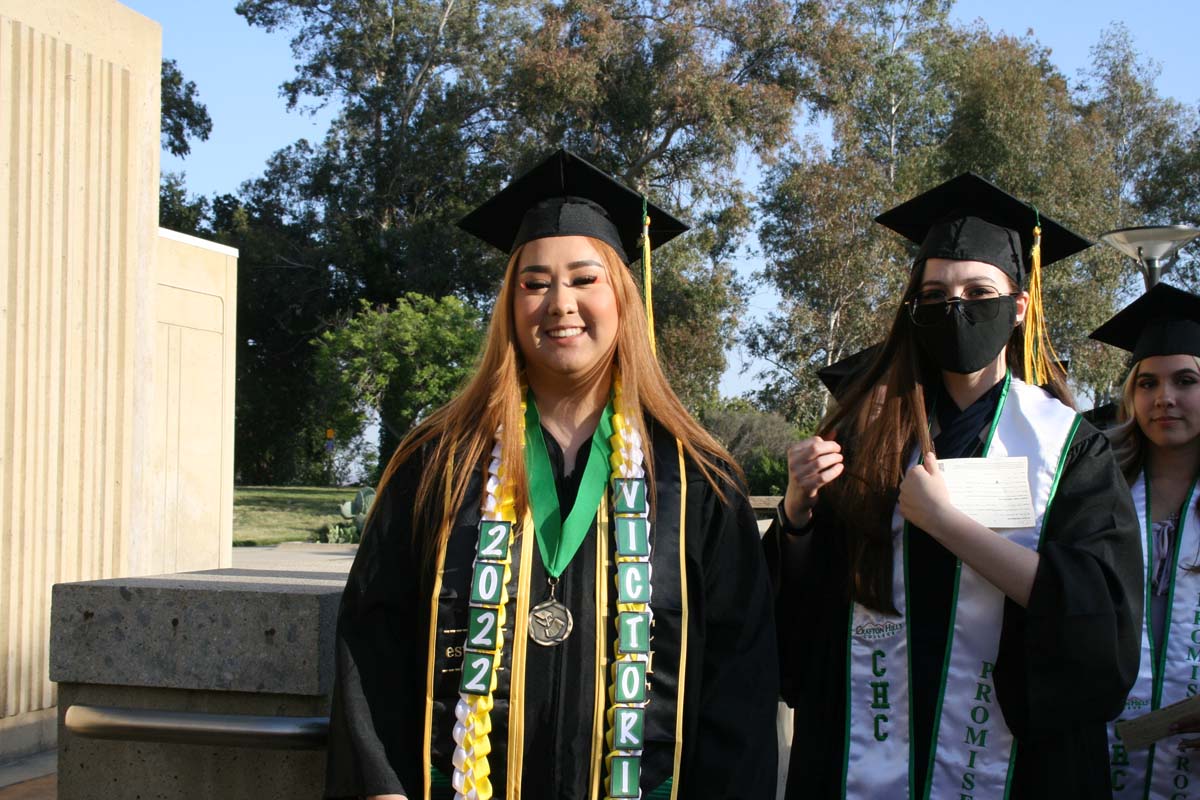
<box><xmin>124</xmin><ymin>0</ymin><xmax>1200</xmax><ymax>398</ymax></box>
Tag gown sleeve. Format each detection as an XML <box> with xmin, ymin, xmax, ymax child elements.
<box><xmin>324</xmin><ymin>454</ymin><xmax>430</xmax><ymax>799</ymax></box>
<box><xmin>678</xmin><ymin>481</ymin><xmax>780</xmax><ymax>799</ymax></box>
<box><xmin>995</xmin><ymin>420</ymin><xmax>1144</xmax><ymax>736</ymax></box>
<box><xmin>762</xmin><ymin>502</ymin><xmax>848</xmax><ymax>709</ymax></box>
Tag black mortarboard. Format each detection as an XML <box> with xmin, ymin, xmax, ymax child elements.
<box><xmin>817</xmin><ymin>345</ymin><xmax>881</xmax><ymax>397</ymax></box>
<box><xmin>874</xmin><ymin>172</ymin><xmax>1092</xmax><ymax>285</ymax></box>
<box><xmin>457</xmin><ymin>149</ymin><xmax>688</xmax><ymax>263</ymax></box>
<box><xmin>1088</xmin><ymin>283</ymin><xmax>1200</xmax><ymax>362</ymax></box>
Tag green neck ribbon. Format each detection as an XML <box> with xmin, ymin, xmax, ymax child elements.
<box><xmin>524</xmin><ymin>392</ymin><xmax>615</xmax><ymax>579</ymax></box>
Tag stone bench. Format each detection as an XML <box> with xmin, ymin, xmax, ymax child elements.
<box><xmin>49</xmin><ymin>568</ymin><xmax>347</xmax><ymax>799</ymax></box>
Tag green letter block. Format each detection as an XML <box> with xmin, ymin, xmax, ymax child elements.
<box><xmin>459</xmin><ymin>651</ymin><xmax>495</xmax><ymax>696</ymax></box>
<box><xmin>467</xmin><ymin>607</ymin><xmax>500</xmax><ymax>651</ymax></box>
<box><xmin>470</xmin><ymin>562</ymin><xmax>504</xmax><ymax>605</ymax></box>
<box><xmin>609</xmin><ymin>755</ymin><xmax>641</xmax><ymax>797</ymax></box>
<box><xmin>476</xmin><ymin>520</ymin><xmax>511</xmax><ymax>561</ymax></box>
<box><xmin>613</xmin><ymin>479</ymin><xmax>647</xmax><ymax>514</ymax></box>
<box><xmin>614</xmin><ymin>661</ymin><xmax>647</xmax><ymax>703</ymax></box>
<box><xmin>613</xmin><ymin>707</ymin><xmax>645</xmax><ymax>750</ymax></box>
<box><xmin>617</xmin><ymin>562</ymin><xmax>651</xmax><ymax>604</ymax></box>
<box><xmin>618</xmin><ymin>612</ymin><xmax>651</xmax><ymax>654</ymax></box>
<box><xmin>615</xmin><ymin>517</ymin><xmax>650</xmax><ymax>557</ymax></box>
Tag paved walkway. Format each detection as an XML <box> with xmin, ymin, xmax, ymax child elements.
<box><xmin>0</xmin><ymin>776</ymin><xmax>54</xmax><ymax>800</ymax></box>
<box><xmin>231</xmin><ymin>542</ymin><xmax>357</xmax><ymax>573</ymax></box>
<box><xmin>0</xmin><ymin>751</ymin><xmax>56</xmax><ymax>799</ymax></box>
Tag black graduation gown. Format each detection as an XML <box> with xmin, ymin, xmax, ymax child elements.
<box><xmin>325</xmin><ymin>417</ymin><xmax>779</xmax><ymax>800</ymax></box>
<box><xmin>765</xmin><ymin>382</ymin><xmax>1144</xmax><ymax>800</ymax></box>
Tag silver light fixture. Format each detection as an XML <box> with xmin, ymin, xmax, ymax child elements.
<box><xmin>1099</xmin><ymin>224</ymin><xmax>1200</xmax><ymax>290</ymax></box>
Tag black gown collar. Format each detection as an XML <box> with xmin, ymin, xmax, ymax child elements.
<box><xmin>539</xmin><ymin>424</ymin><xmax>591</xmax><ymax>515</ymax></box>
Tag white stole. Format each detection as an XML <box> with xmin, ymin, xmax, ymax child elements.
<box><xmin>843</xmin><ymin>377</ymin><xmax>1079</xmax><ymax>799</ymax></box>
<box><xmin>1109</xmin><ymin>471</ymin><xmax>1200</xmax><ymax>800</ymax></box>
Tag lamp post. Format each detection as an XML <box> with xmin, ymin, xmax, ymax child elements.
<box><xmin>1099</xmin><ymin>225</ymin><xmax>1200</xmax><ymax>290</ymax></box>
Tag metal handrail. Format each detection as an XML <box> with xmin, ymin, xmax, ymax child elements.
<box><xmin>64</xmin><ymin>704</ymin><xmax>329</xmax><ymax>750</ymax></box>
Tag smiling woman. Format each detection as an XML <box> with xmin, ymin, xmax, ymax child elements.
<box><xmin>322</xmin><ymin>150</ymin><xmax>779</xmax><ymax>800</ymax></box>
<box><xmin>514</xmin><ymin>238</ymin><xmax>620</xmax><ymax>414</ymax></box>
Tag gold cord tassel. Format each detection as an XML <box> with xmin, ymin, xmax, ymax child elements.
<box><xmin>641</xmin><ymin>205</ymin><xmax>656</xmax><ymax>357</ymax></box>
<box><xmin>1022</xmin><ymin>222</ymin><xmax>1061</xmax><ymax>386</ymax></box>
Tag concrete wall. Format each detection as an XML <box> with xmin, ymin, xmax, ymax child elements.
<box><xmin>148</xmin><ymin>230</ymin><xmax>237</xmax><ymax>574</ymax></box>
<box><xmin>0</xmin><ymin>0</ymin><xmax>237</xmax><ymax>760</ymax></box>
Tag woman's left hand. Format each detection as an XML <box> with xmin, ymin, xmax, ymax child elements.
<box><xmin>898</xmin><ymin>451</ymin><xmax>954</xmax><ymax>533</ymax></box>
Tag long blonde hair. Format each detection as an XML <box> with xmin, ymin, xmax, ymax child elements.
<box><xmin>378</xmin><ymin>236</ymin><xmax>741</xmax><ymax>568</ymax></box>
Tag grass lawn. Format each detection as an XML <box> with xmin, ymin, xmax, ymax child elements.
<box><xmin>234</xmin><ymin>485</ymin><xmax>364</xmax><ymax>546</ymax></box>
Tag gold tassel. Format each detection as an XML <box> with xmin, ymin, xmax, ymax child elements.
<box><xmin>1022</xmin><ymin>219</ymin><xmax>1061</xmax><ymax>386</ymax></box>
<box><xmin>641</xmin><ymin>199</ymin><xmax>656</xmax><ymax>357</ymax></box>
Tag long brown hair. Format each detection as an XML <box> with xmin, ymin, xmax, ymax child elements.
<box><xmin>376</xmin><ymin>236</ymin><xmax>741</xmax><ymax>570</ymax></box>
<box><xmin>820</xmin><ymin>263</ymin><xmax>1074</xmax><ymax>612</ymax></box>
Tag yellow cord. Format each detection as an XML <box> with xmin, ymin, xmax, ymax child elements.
<box><xmin>642</xmin><ymin>213</ymin><xmax>656</xmax><ymax>357</ymax></box>
<box><xmin>1022</xmin><ymin>224</ymin><xmax>1061</xmax><ymax>386</ymax></box>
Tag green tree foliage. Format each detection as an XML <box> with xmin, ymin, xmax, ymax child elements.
<box><xmin>750</xmin><ymin>12</ymin><xmax>1189</xmax><ymax>422</ymax></box>
<box><xmin>159</xmin><ymin>60</ymin><xmax>213</xmax><ymax>233</ymax></box>
<box><xmin>747</xmin><ymin>0</ymin><xmax>950</xmax><ymax>422</ymax></box>
<box><xmin>1140</xmin><ymin>113</ymin><xmax>1200</xmax><ymax>287</ymax></box>
<box><xmin>236</xmin><ymin>0</ymin><xmax>532</xmax><ymax>302</ymax></box>
<box><xmin>312</xmin><ymin>295</ymin><xmax>486</xmax><ymax>470</ymax></box>
<box><xmin>161</xmin><ymin>58</ymin><xmax>213</xmax><ymax>158</ymax></box>
<box><xmin>221</xmin><ymin>0</ymin><xmax>820</xmax><ymax>480</ymax></box>
<box><xmin>1078</xmin><ymin>24</ymin><xmax>1185</xmax><ymax>229</ymax></box>
<box><xmin>502</xmin><ymin>0</ymin><xmax>820</xmax><ymax>409</ymax></box>
<box><xmin>815</xmin><ymin>0</ymin><xmax>954</xmax><ymax>185</ymax></box>
<box><xmin>749</xmin><ymin>149</ymin><xmax>901</xmax><ymax>425</ymax></box>
<box><xmin>159</xmin><ymin>172</ymin><xmax>210</xmax><ymax>235</ymax></box>
<box><xmin>228</xmin><ymin>0</ymin><xmax>531</xmax><ymax>482</ymax></box>
<box><xmin>701</xmin><ymin>400</ymin><xmax>799</xmax><ymax>494</ymax></box>
<box><xmin>648</xmin><ymin>236</ymin><xmax>745</xmax><ymax>410</ymax></box>
<box><xmin>215</xmin><ymin>147</ymin><xmax>342</xmax><ymax>485</ymax></box>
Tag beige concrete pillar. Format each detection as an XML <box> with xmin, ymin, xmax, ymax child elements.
<box><xmin>0</xmin><ymin>0</ymin><xmax>167</xmax><ymax>759</ymax></box>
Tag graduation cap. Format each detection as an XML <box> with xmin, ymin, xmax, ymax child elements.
<box><xmin>817</xmin><ymin>345</ymin><xmax>881</xmax><ymax>397</ymax></box>
<box><xmin>874</xmin><ymin>172</ymin><xmax>1091</xmax><ymax>284</ymax></box>
<box><xmin>1088</xmin><ymin>282</ymin><xmax>1200</xmax><ymax>362</ymax></box>
<box><xmin>875</xmin><ymin>172</ymin><xmax>1093</xmax><ymax>387</ymax></box>
<box><xmin>457</xmin><ymin>149</ymin><xmax>688</xmax><ymax>264</ymax></box>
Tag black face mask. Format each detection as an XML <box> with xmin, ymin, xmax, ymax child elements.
<box><xmin>911</xmin><ymin>296</ymin><xmax>1017</xmax><ymax>374</ymax></box>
